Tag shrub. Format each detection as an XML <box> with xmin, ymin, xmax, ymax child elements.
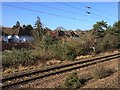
<box><xmin>2</xmin><ymin>49</ymin><xmax>35</xmax><ymax>69</ymax></box>
<box><xmin>31</xmin><ymin>47</ymin><xmax>56</xmax><ymax>60</ymax></box>
<box><xmin>42</xmin><ymin>35</ymin><xmax>58</xmax><ymax>48</ymax></box>
<box><xmin>67</xmin><ymin>49</ymin><xmax>77</xmax><ymax>60</ymax></box>
<box><xmin>94</xmin><ymin>33</ymin><xmax>120</xmax><ymax>54</ymax></box>
<box><xmin>55</xmin><ymin>41</ymin><xmax>77</xmax><ymax>61</ymax></box>
<box><xmin>91</xmin><ymin>64</ymin><xmax>113</xmax><ymax>79</ymax></box>
<box><xmin>63</xmin><ymin>72</ymin><xmax>82</xmax><ymax>88</ymax></box>
<box><xmin>79</xmin><ymin>42</ymin><xmax>91</xmax><ymax>55</ymax></box>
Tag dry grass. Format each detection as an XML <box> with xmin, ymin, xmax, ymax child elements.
<box><xmin>3</xmin><ymin>64</ymin><xmax>43</xmax><ymax>76</ymax></box>
<box><xmin>13</xmin><ymin>56</ymin><xmax>118</xmax><ymax>88</ymax></box>
<box><xmin>90</xmin><ymin>63</ymin><xmax>114</xmax><ymax>79</ymax></box>
<box><xmin>75</xmin><ymin>55</ymin><xmax>93</xmax><ymax>60</ymax></box>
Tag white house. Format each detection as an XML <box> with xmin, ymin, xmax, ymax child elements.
<box><xmin>2</xmin><ymin>27</ymin><xmax>33</xmax><ymax>43</ymax></box>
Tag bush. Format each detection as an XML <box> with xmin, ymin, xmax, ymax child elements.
<box><xmin>91</xmin><ymin>64</ymin><xmax>113</xmax><ymax>79</ymax></box>
<box><xmin>31</xmin><ymin>47</ymin><xmax>56</xmax><ymax>60</ymax></box>
<box><xmin>67</xmin><ymin>49</ymin><xmax>77</xmax><ymax>60</ymax></box>
<box><xmin>2</xmin><ymin>47</ymin><xmax>57</xmax><ymax>69</ymax></box>
<box><xmin>94</xmin><ymin>33</ymin><xmax>120</xmax><ymax>53</ymax></box>
<box><xmin>55</xmin><ymin>41</ymin><xmax>77</xmax><ymax>61</ymax></box>
<box><xmin>2</xmin><ymin>49</ymin><xmax>35</xmax><ymax>69</ymax></box>
<box><xmin>63</xmin><ymin>72</ymin><xmax>83</xmax><ymax>88</ymax></box>
<box><xmin>42</xmin><ymin>35</ymin><xmax>58</xmax><ymax>48</ymax></box>
<box><xmin>79</xmin><ymin>42</ymin><xmax>91</xmax><ymax>55</ymax></box>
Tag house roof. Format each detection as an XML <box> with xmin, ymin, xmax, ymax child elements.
<box><xmin>2</xmin><ymin>27</ymin><xmax>20</xmax><ymax>36</ymax></box>
<box><xmin>46</xmin><ymin>30</ymin><xmax>58</xmax><ymax>37</ymax></box>
<box><xmin>70</xmin><ymin>31</ymin><xmax>79</xmax><ymax>37</ymax></box>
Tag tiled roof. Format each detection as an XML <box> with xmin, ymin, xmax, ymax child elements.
<box><xmin>46</xmin><ymin>30</ymin><xmax>58</xmax><ymax>37</ymax></box>
<box><xmin>2</xmin><ymin>27</ymin><xmax>20</xmax><ymax>36</ymax></box>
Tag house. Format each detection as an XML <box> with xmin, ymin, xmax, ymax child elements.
<box><xmin>1</xmin><ymin>26</ymin><xmax>80</xmax><ymax>43</ymax></box>
<box><xmin>8</xmin><ymin>34</ymin><xmax>19</xmax><ymax>43</ymax></box>
<box><xmin>2</xmin><ymin>27</ymin><xmax>33</xmax><ymax>43</ymax></box>
<box><xmin>46</xmin><ymin>30</ymin><xmax>58</xmax><ymax>37</ymax></box>
<box><xmin>46</xmin><ymin>29</ymin><xmax>80</xmax><ymax>41</ymax></box>
<box><xmin>70</xmin><ymin>31</ymin><xmax>79</xmax><ymax>38</ymax></box>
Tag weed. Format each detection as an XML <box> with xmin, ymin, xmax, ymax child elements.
<box><xmin>63</xmin><ymin>72</ymin><xmax>85</xmax><ymax>88</ymax></box>
<box><xmin>91</xmin><ymin>64</ymin><xmax>114</xmax><ymax>79</ymax></box>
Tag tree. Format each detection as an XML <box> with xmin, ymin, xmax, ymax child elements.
<box><xmin>112</xmin><ymin>21</ymin><xmax>120</xmax><ymax>36</ymax></box>
<box><xmin>43</xmin><ymin>27</ymin><xmax>50</xmax><ymax>35</ymax></box>
<box><xmin>12</xmin><ymin>21</ymin><xmax>21</xmax><ymax>29</ymax></box>
<box><xmin>113</xmin><ymin>21</ymin><xmax>120</xmax><ymax>30</ymax></box>
<box><xmin>106</xmin><ymin>21</ymin><xmax>120</xmax><ymax>36</ymax></box>
<box><xmin>34</xmin><ymin>16</ymin><xmax>43</xmax><ymax>38</ymax></box>
<box><xmin>16</xmin><ymin>21</ymin><xmax>20</xmax><ymax>27</ymax></box>
<box><xmin>23</xmin><ymin>25</ymin><xmax>26</xmax><ymax>28</ymax></box>
<box><xmin>92</xmin><ymin>20</ymin><xmax>108</xmax><ymax>38</ymax></box>
<box><xmin>93</xmin><ymin>20</ymin><xmax>108</xmax><ymax>31</ymax></box>
<box><xmin>24</xmin><ymin>24</ymin><xmax>33</xmax><ymax>36</ymax></box>
<box><xmin>25</xmin><ymin>24</ymin><xmax>33</xmax><ymax>30</ymax></box>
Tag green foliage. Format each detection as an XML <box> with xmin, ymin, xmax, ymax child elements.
<box><xmin>31</xmin><ymin>35</ymin><xmax>59</xmax><ymax>60</ymax></box>
<box><xmin>94</xmin><ymin>32</ymin><xmax>120</xmax><ymax>53</ymax></box>
<box><xmin>63</xmin><ymin>72</ymin><xmax>81</xmax><ymax>88</ymax></box>
<box><xmin>22</xmin><ymin>24</ymin><xmax>33</xmax><ymax>36</ymax></box>
<box><xmin>3</xmin><ymin>19</ymin><xmax>120</xmax><ymax>70</ymax></box>
<box><xmin>55</xmin><ymin>41</ymin><xmax>77</xmax><ymax>60</ymax></box>
<box><xmin>42</xmin><ymin>35</ymin><xmax>58</xmax><ymax>49</ymax></box>
<box><xmin>94</xmin><ymin>30</ymin><xmax>105</xmax><ymax>39</ymax></box>
<box><xmin>31</xmin><ymin>47</ymin><xmax>56</xmax><ymax>61</ymax></box>
<box><xmin>103</xmin><ymin>34</ymin><xmax>119</xmax><ymax>49</ymax></box>
<box><xmin>106</xmin><ymin>21</ymin><xmax>120</xmax><ymax>36</ymax></box>
<box><xmin>25</xmin><ymin>24</ymin><xmax>33</xmax><ymax>30</ymax></box>
<box><xmin>79</xmin><ymin>42</ymin><xmax>91</xmax><ymax>55</ymax></box>
<box><xmin>92</xmin><ymin>20</ymin><xmax>107</xmax><ymax>39</ymax></box>
<box><xmin>93</xmin><ymin>20</ymin><xmax>108</xmax><ymax>31</ymax></box>
<box><xmin>2</xmin><ymin>49</ymin><xmax>35</xmax><ymax>69</ymax></box>
<box><xmin>92</xmin><ymin>20</ymin><xmax>120</xmax><ymax>53</ymax></box>
<box><xmin>113</xmin><ymin>21</ymin><xmax>120</xmax><ymax>30</ymax></box>
<box><xmin>34</xmin><ymin>16</ymin><xmax>43</xmax><ymax>38</ymax></box>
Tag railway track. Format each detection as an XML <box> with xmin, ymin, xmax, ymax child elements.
<box><xmin>2</xmin><ymin>53</ymin><xmax>120</xmax><ymax>88</ymax></box>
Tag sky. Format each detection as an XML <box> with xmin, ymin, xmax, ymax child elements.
<box><xmin>1</xmin><ymin>1</ymin><xmax>118</xmax><ymax>30</ymax></box>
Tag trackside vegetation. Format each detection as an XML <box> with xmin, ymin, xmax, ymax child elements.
<box><xmin>2</xmin><ymin>17</ymin><xmax>120</xmax><ymax>69</ymax></box>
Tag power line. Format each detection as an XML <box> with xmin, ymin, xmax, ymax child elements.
<box><xmin>3</xmin><ymin>4</ymin><xmax>95</xmax><ymax>23</ymax></box>
<box><xmin>25</xmin><ymin>2</ymin><xmax>115</xmax><ymax>22</ymax></box>
<box><xmin>58</xmin><ymin>2</ymin><xmax>86</xmax><ymax>12</ymax></box>
<box><xmin>74</xmin><ymin>3</ymin><xmax>116</xmax><ymax>22</ymax></box>
<box><xmin>24</xmin><ymin>2</ymin><xmax>98</xmax><ymax>19</ymax></box>
<box><xmin>56</xmin><ymin>1</ymin><xmax>115</xmax><ymax>22</ymax></box>
<box><xmin>18</xmin><ymin>0</ymin><xmax>116</xmax><ymax>22</ymax></box>
<box><xmin>77</xmin><ymin>2</ymin><xmax>115</xmax><ymax>18</ymax></box>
